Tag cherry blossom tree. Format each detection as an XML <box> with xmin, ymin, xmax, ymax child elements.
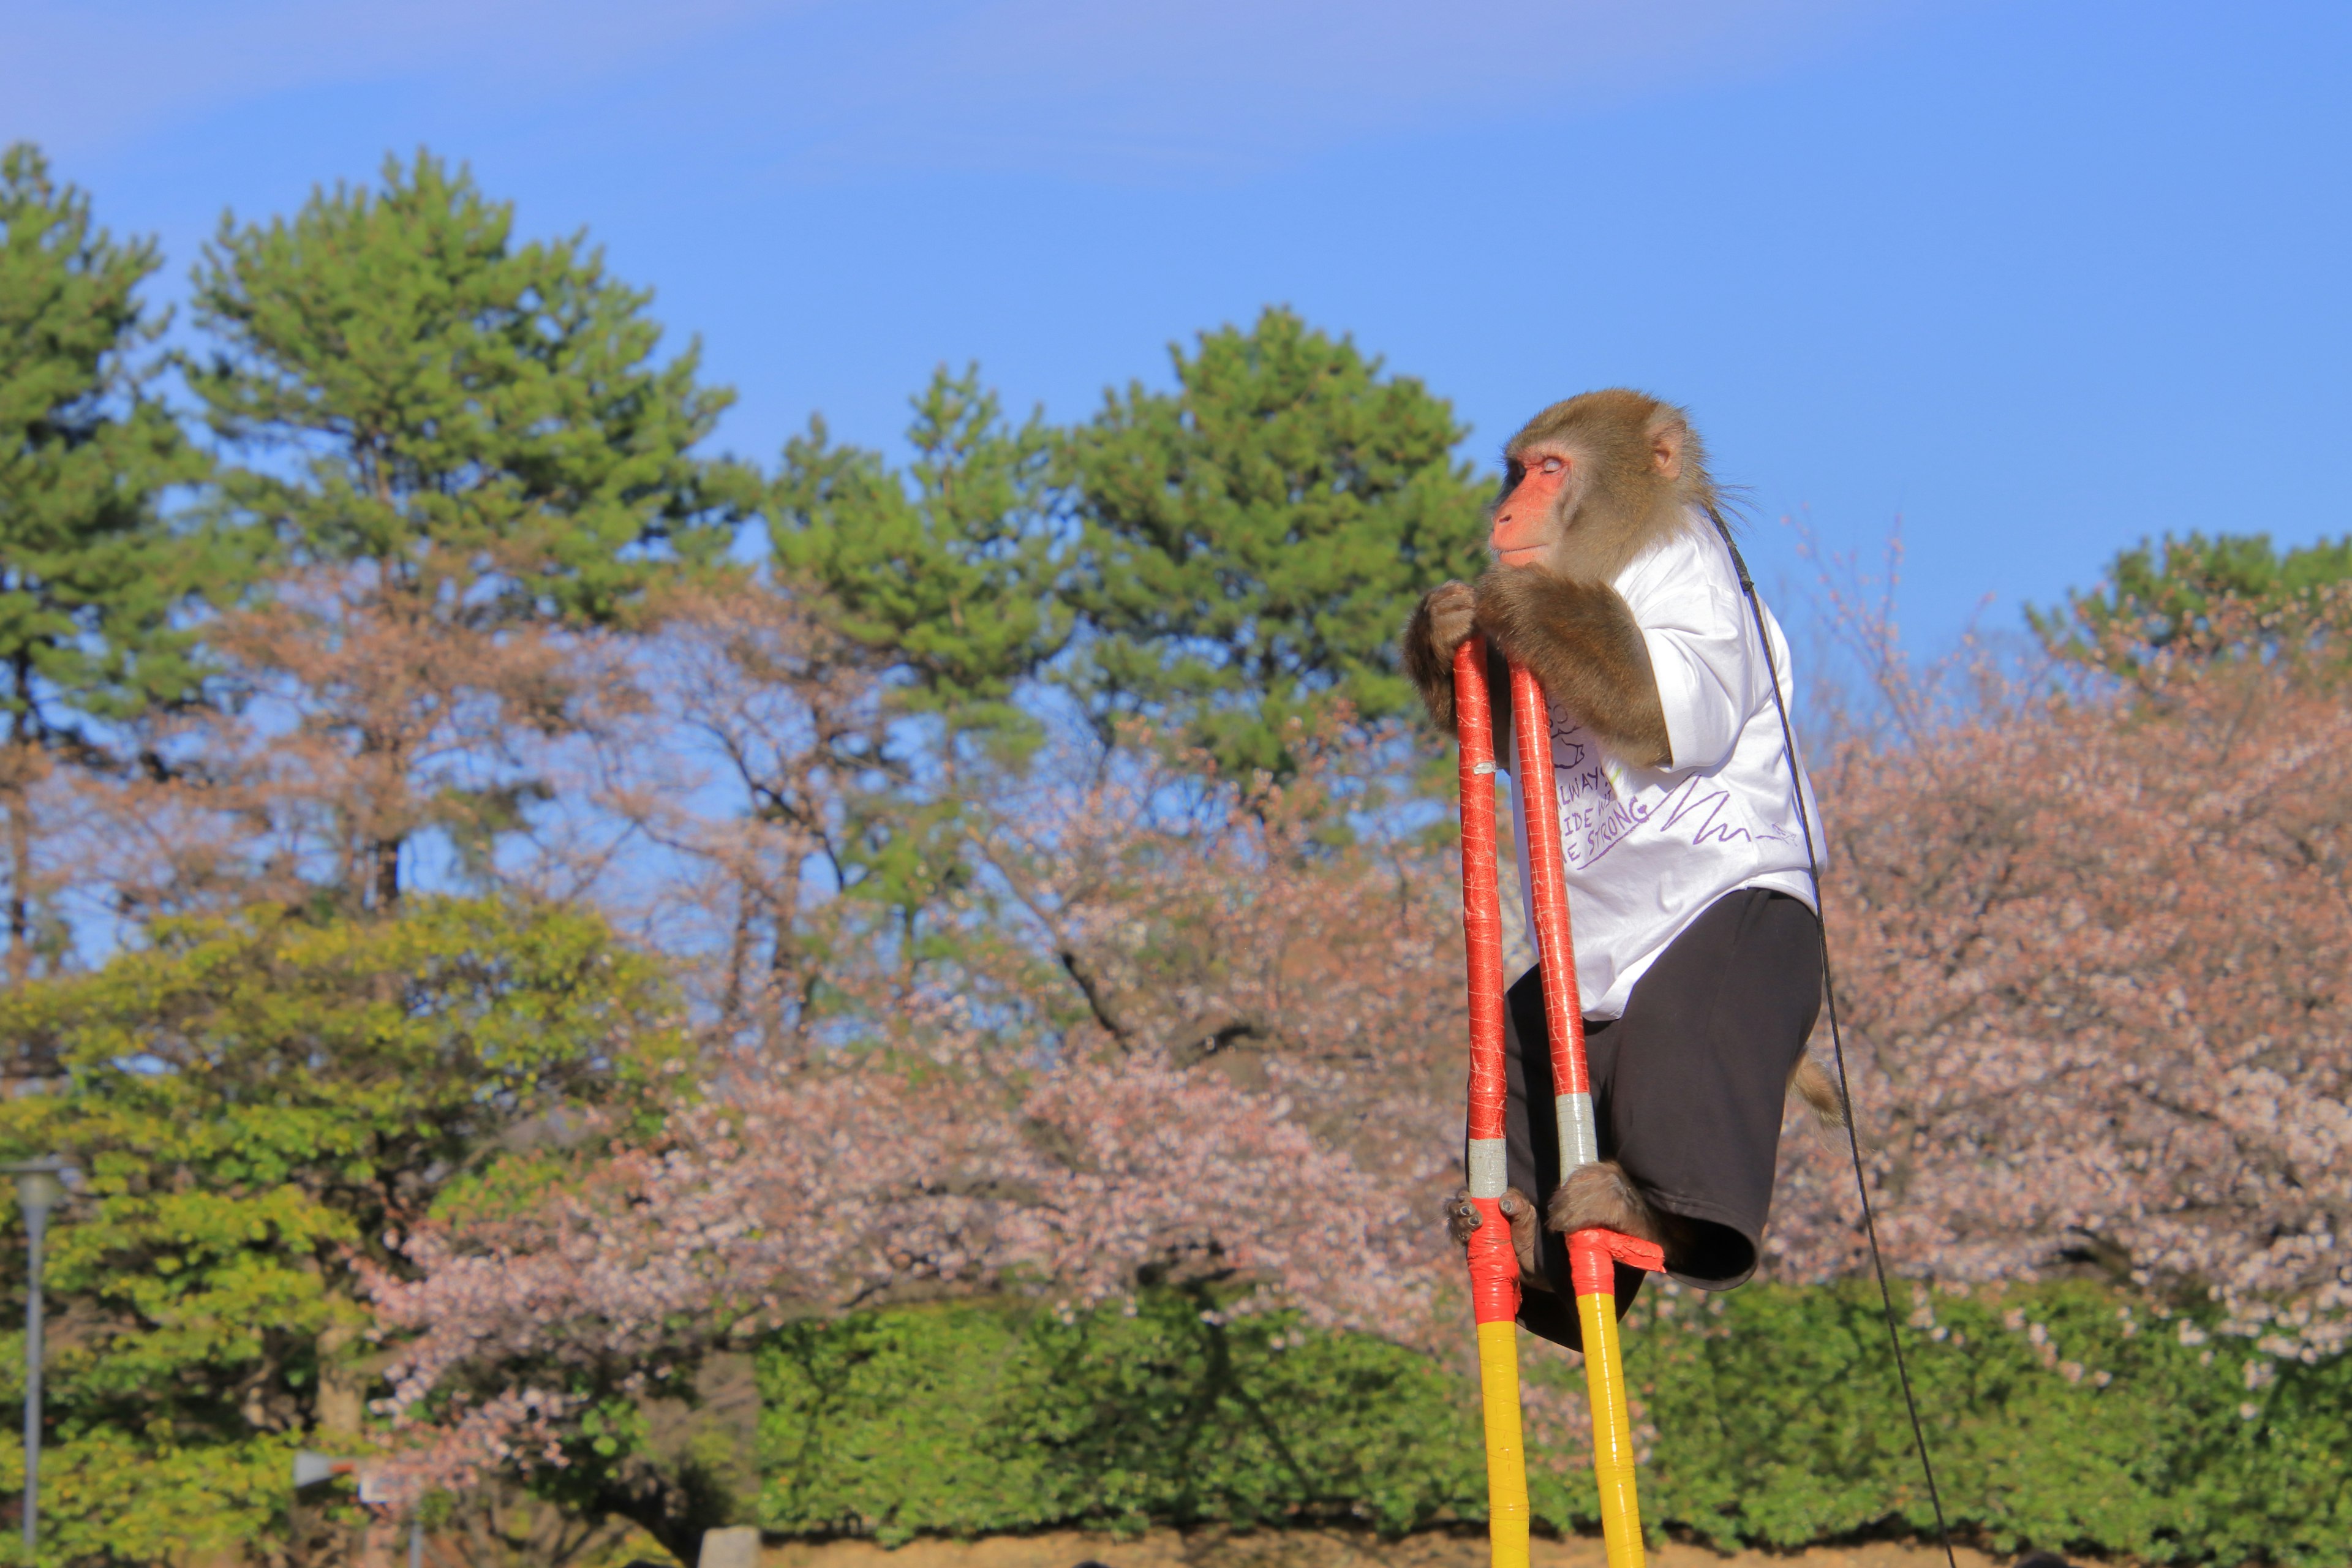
<box><xmin>352</xmin><ymin>717</ymin><xmax>1474</xmax><ymax>1550</ymax></box>
<box><xmin>358</xmin><ymin>1051</ymin><xmax>1449</xmax><ymax>1549</ymax></box>
<box><xmin>1767</xmin><ymin>595</ymin><xmax>2352</xmax><ymax>1361</ymax></box>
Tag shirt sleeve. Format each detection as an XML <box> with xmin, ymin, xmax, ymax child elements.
<box><xmin>1623</xmin><ymin>532</ymin><xmax>1762</xmax><ymax>775</ymax></box>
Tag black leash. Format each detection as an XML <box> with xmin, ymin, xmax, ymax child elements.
<box><xmin>1703</xmin><ymin>503</ymin><xmax>1960</xmax><ymax>1568</ymax></box>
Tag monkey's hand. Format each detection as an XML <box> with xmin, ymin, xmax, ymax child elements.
<box><xmin>1403</xmin><ymin>581</ymin><xmax>1477</xmax><ymax>731</ymax></box>
<box><xmin>1445</xmin><ymin>1184</ymin><xmax>1547</xmax><ymax>1289</ymax></box>
<box><xmin>1474</xmin><ymin>569</ymin><xmax>1673</xmax><ymax>769</ymax></box>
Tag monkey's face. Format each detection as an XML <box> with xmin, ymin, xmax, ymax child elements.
<box><xmin>1491</xmin><ymin>420</ymin><xmax>1687</xmax><ymax>575</ymax></box>
<box><xmin>1491</xmin><ymin>445</ymin><xmax>1575</xmax><ymax>570</ymax></box>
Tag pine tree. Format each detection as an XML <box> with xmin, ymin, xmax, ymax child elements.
<box><xmin>769</xmin><ymin>364</ymin><xmax>1070</xmax><ymax>753</ymax></box>
<box><xmin>1063</xmin><ymin>307</ymin><xmax>1491</xmax><ymax>779</ymax></box>
<box><xmin>187</xmin><ymin>149</ymin><xmax>758</xmax><ymax>906</ymax></box>
<box><xmin>0</xmin><ymin>143</ymin><xmax>218</xmax><ymax>984</ymax></box>
<box><xmin>767</xmin><ymin>367</ymin><xmax>1070</xmax><ymax>948</ymax></box>
<box><xmin>2034</xmin><ymin>530</ymin><xmax>2352</xmax><ymax>677</ymax></box>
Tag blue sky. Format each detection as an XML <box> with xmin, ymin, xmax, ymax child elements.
<box><xmin>5</xmin><ymin>0</ymin><xmax>2347</xmax><ymax>650</ymax></box>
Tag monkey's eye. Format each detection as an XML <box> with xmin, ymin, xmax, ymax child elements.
<box><xmin>1539</xmin><ymin>456</ymin><xmax>1564</xmax><ymax>475</ymax></box>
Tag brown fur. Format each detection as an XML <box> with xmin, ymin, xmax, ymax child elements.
<box><xmin>1546</xmin><ymin>1158</ymin><xmax>1662</xmax><ymax>1243</ymax></box>
<box><xmin>1789</xmin><ymin>1057</ymin><xmax>1849</xmax><ymax>1129</ymax></box>
<box><xmin>1474</xmin><ymin>570</ymin><xmax>1672</xmax><ymax>767</ymax></box>
<box><xmin>1403</xmin><ymin>587</ymin><xmax>1463</xmax><ymax>731</ymax></box>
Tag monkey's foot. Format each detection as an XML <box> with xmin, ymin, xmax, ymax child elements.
<box><xmin>1546</xmin><ymin>1159</ymin><xmax>1664</xmax><ymax>1245</ymax></box>
<box><xmin>1445</xmin><ymin>1185</ymin><xmax>1547</xmax><ymax>1288</ymax></box>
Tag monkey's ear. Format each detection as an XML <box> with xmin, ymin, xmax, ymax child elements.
<box><xmin>1648</xmin><ymin>421</ymin><xmax>1684</xmax><ymax>481</ymax></box>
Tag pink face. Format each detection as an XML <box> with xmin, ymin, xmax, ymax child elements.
<box><xmin>1490</xmin><ymin>447</ymin><xmax>1570</xmax><ymax>567</ymax></box>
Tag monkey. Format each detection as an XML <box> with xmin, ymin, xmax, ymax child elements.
<box><xmin>1406</xmin><ymin>390</ymin><xmax>1839</xmax><ymax>1351</ymax></box>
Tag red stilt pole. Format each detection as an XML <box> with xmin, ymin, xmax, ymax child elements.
<box><xmin>1507</xmin><ymin>659</ymin><xmax>1662</xmax><ymax>1568</ymax></box>
<box><xmin>1455</xmin><ymin>636</ymin><xmax>1530</xmax><ymax>1568</ymax></box>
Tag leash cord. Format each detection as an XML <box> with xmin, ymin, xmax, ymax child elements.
<box><xmin>1703</xmin><ymin>504</ymin><xmax>1960</xmax><ymax>1568</ymax></box>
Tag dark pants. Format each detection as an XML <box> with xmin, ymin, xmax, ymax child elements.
<box><xmin>1501</xmin><ymin>888</ymin><xmax>1822</xmax><ymax>1351</ymax></box>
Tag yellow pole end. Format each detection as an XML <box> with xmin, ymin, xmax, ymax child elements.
<box><xmin>1575</xmin><ymin>1292</ymin><xmax>1645</xmax><ymax>1568</ymax></box>
<box><xmin>1476</xmin><ymin>1318</ymin><xmax>1532</xmax><ymax>1568</ymax></box>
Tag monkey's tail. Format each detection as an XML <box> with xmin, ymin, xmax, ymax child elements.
<box><xmin>1788</xmin><ymin>1057</ymin><xmax>1849</xmax><ymax>1129</ymax></box>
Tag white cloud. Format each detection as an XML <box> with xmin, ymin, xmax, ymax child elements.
<box><xmin>0</xmin><ymin>0</ymin><xmax>785</xmax><ymax>153</ymax></box>
<box><xmin>1</xmin><ymin>0</ymin><xmax>1938</xmax><ymax>180</ymax></box>
<box><xmin>682</xmin><ymin>0</ymin><xmax>1931</xmax><ymax>180</ymax></box>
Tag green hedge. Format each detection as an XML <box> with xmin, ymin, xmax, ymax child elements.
<box><xmin>753</xmin><ymin>1280</ymin><xmax>2352</xmax><ymax>1566</ymax></box>
<box><xmin>1633</xmin><ymin>1282</ymin><xmax>2352</xmax><ymax>1565</ymax></box>
<box><xmin>755</xmin><ymin>1286</ymin><xmax>1487</xmax><ymax>1540</ymax></box>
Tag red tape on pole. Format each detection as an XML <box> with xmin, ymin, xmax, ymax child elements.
<box><xmin>1459</xmin><ymin>638</ymin><xmax>1506</xmax><ymax>1143</ymax></box>
<box><xmin>1570</xmin><ymin>1229</ymin><xmax>1666</xmax><ymax>1295</ymax></box>
<box><xmin>1456</xmin><ymin>638</ymin><xmax>1518</xmax><ymax>1326</ymax></box>
<box><xmin>1507</xmin><ymin>663</ymin><xmax>1589</xmax><ymax>1098</ymax></box>
<box><xmin>1468</xmin><ymin>1199</ymin><xmax>1520</xmax><ymax>1323</ymax></box>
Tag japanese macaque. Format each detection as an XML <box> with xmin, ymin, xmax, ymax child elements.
<box><xmin>1407</xmin><ymin>389</ymin><xmax>1844</xmax><ymax>1312</ymax></box>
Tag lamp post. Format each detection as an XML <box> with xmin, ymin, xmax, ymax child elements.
<box><xmin>2</xmin><ymin>1158</ymin><xmax>73</xmax><ymax>1557</ymax></box>
<box><xmin>294</xmin><ymin>1453</ymin><xmax>421</xmax><ymax>1567</ymax></box>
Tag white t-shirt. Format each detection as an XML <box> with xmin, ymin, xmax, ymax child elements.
<box><xmin>1506</xmin><ymin>511</ymin><xmax>1823</xmax><ymax>1020</ymax></box>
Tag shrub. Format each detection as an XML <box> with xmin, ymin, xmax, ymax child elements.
<box><xmin>753</xmin><ymin>1286</ymin><xmax>1485</xmax><ymax>1542</ymax></box>
<box><xmin>754</xmin><ymin>1281</ymin><xmax>2352</xmax><ymax>1566</ymax></box>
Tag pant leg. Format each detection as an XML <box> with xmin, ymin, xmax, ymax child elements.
<box><xmin>1601</xmin><ymin>889</ymin><xmax>1823</xmax><ymax>1291</ymax></box>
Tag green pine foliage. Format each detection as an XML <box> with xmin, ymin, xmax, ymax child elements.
<box><xmin>770</xmin><ymin>366</ymin><xmax>1071</xmax><ymax>755</ymax></box>
<box><xmin>768</xmin><ymin>315</ymin><xmax>1493</xmax><ymax>786</ymax></box>
<box><xmin>2032</xmin><ymin>530</ymin><xmax>2352</xmax><ymax>674</ymax></box>
<box><xmin>764</xmin><ymin>368</ymin><xmax>1074</xmax><ymax>945</ymax></box>
<box><xmin>1063</xmin><ymin>307</ymin><xmax>1492</xmax><ymax>779</ymax></box>
<box><xmin>0</xmin><ymin>897</ymin><xmax>684</xmax><ymax>1561</ymax></box>
<box><xmin>0</xmin><ymin>142</ymin><xmax>225</xmax><ymax>979</ymax></box>
<box><xmin>753</xmin><ymin>1283</ymin><xmax>2352</xmax><ymax>1566</ymax></box>
<box><xmin>189</xmin><ymin>149</ymin><xmax>757</xmax><ymax>626</ymax></box>
<box><xmin>183</xmin><ymin>148</ymin><xmax>763</xmax><ymax>910</ymax></box>
<box><xmin>0</xmin><ymin>143</ymin><xmax>220</xmax><ymax>734</ymax></box>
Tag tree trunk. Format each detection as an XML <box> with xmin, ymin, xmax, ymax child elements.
<box><xmin>722</xmin><ymin>875</ymin><xmax>750</xmax><ymax>1030</ymax></box>
<box><xmin>371</xmin><ymin>832</ymin><xmax>402</xmax><ymax>911</ymax></box>
<box><xmin>313</xmin><ymin>1314</ymin><xmax>366</xmax><ymax>1439</ymax></box>
<box><xmin>4</xmin><ymin>766</ymin><xmax>28</xmax><ymax>990</ymax></box>
<box><xmin>355</xmin><ymin>709</ymin><xmax>406</xmax><ymax>911</ymax></box>
<box><xmin>5</xmin><ymin>654</ymin><xmax>33</xmax><ymax>989</ymax></box>
<box><xmin>762</xmin><ymin>841</ymin><xmax>809</xmax><ymax>1058</ymax></box>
